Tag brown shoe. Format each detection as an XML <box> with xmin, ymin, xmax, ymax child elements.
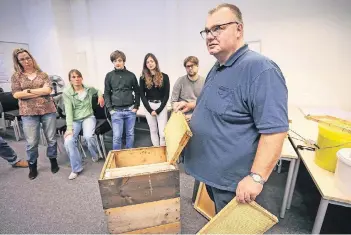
<box><xmin>12</xmin><ymin>160</ymin><xmax>29</xmax><ymax>168</ymax></box>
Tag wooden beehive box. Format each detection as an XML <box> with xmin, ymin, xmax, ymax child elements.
<box><xmin>98</xmin><ymin>112</ymin><xmax>192</xmax><ymax>234</ymax></box>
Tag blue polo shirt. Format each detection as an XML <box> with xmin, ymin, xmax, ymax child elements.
<box><xmin>184</xmin><ymin>44</ymin><xmax>289</xmax><ymax>192</ymax></box>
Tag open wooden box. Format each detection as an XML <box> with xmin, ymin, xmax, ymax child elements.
<box><xmin>98</xmin><ymin>112</ymin><xmax>192</xmax><ymax>234</ymax></box>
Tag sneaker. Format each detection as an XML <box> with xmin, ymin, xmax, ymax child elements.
<box><xmin>68</xmin><ymin>172</ymin><xmax>78</xmax><ymax>180</ymax></box>
<box><xmin>92</xmin><ymin>157</ymin><xmax>99</xmax><ymax>163</ymax></box>
<box><xmin>12</xmin><ymin>160</ymin><xmax>29</xmax><ymax>168</ymax></box>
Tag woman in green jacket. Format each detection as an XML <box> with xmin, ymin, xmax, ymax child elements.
<box><xmin>63</xmin><ymin>69</ymin><xmax>104</xmax><ymax>180</ymax></box>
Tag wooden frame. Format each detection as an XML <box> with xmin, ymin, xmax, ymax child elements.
<box><xmin>194</xmin><ymin>182</ymin><xmax>216</xmax><ymax>220</ymax></box>
<box><xmin>197</xmin><ymin>197</ymin><xmax>278</xmax><ymax>234</ymax></box>
<box><xmin>305</xmin><ymin>115</ymin><xmax>351</xmax><ymax>134</ymax></box>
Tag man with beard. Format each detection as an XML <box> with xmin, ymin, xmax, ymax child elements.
<box><xmin>171</xmin><ymin>56</ymin><xmax>204</xmax><ymax>122</ymax></box>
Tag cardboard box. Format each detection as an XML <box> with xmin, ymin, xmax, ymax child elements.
<box><xmin>98</xmin><ymin>112</ymin><xmax>192</xmax><ymax>234</ymax></box>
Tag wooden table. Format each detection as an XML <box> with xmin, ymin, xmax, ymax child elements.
<box><xmin>287</xmin><ymin>106</ymin><xmax>351</xmax><ymax>234</ymax></box>
<box><xmin>285</xmin><ymin>106</ymin><xmax>319</xmax><ymax>212</ymax></box>
<box><xmin>300</xmin><ymin>150</ymin><xmax>351</xmax><ymax>234</ymax></box>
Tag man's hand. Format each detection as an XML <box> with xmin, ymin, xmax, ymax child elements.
<box><xmin>151</xmin><ymin>111</ymin><xmax>157</xmax><ymax>116</ymax></box>
<box><xmin>64</xmin><ymin>130</ymin><xmax>73</xmax><ymax>139</ymax></box>
<box><xmin>174</xmin><ymin>101</ymin><xmax>196</xmax><ymax>113</ymax></box>
<box><xmin>132</xmin><ymin>108</ymin><xmax>138</xmax><ymax>113</ymax></box>
<box><xmin>173</xmin><ymin>101</ymin><xmax>187</xmax><ymax>112</ymax></box>
<box><xmin>236</xmin><ymin>175</ymin><xmax>263</xmax><ymax>203</ymax></box>
<box><xmin>185</xmin><ymin>114</ymin><xmax>192</xmax><ymax>122</ymax></box>
<box><xmin>98</xmin><ymin>96</ymin><xmax>105</xmax><ymax>107</ymax></box>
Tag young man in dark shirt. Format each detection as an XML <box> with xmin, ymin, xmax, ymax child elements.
<box><xmin>104</xmin><ymin>50</ymin><xmax>140</xmax><ymax>150</ymax></box>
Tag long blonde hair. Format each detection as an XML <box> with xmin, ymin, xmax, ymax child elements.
<box><xmin>12</xmin><ymin>48</ymin><xmax>41</xmax><ymax>73</ymax></box>
<box><xmin>142</xmin><ymin>53</ymin><xmax>163</xmax><ymax>89</ymax></box>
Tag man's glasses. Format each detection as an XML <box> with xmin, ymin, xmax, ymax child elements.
<box><xmin>200</xmin><ymin>21</ymin><xmax>240</xmax><ymax>39</ymax></box>
<box><xmin>185</xmin><ymin>64</ymin><xmax>197</xmax><ymax>69</ymax></box>
<box><xmin>18</xmin><ymin>57</ymin><xmax>32</xmax><ymax>62</ymax></box>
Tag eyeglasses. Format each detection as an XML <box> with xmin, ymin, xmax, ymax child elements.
<box><xmin>18</xmin><ymin>57</ymin><xmax>32</xmax><ymax>62</ymax></box>
<box><xmin>185</xmin><ymin>64</ymin><xmax>197</xmax><ymax>69</ymax></box>
<box><xmin>200</xmin><ymin>21</ymin><xmax>240</xmax><ymax>39</ymax></box>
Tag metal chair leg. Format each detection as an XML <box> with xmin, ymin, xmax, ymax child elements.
<box><xmin>12</xmin><ymin>121</ymin><xmax>20</xmax><ymax>141</ymax></box>
<box><xmin>78</xmin><ymin>138</ymin><xmax>87</xmax><ymax>159</ymax></box>
<box><xmin>56</xmin><ymin>133</ymin><xmax>62</xmax><ymax>154</ymax></box>
<box><xmin>99</xmin><ymin>134</ymin><xmax>107</xmax><ymax>158</ymax></box>
<box><xmin>15</xmin><ymin>117</ymin><xmax>23</xmax><ymax>139</ymax></box>
<box><xmin>94</xmin><ymin>135</ymin><xmax>104</xmax><ymax>159</ymax></box>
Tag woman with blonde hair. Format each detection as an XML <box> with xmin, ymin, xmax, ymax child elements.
<box><xmin>11</xmin><ymin>48</ymin><xmax>59</xmax><ymax>180</ymax></box>
<box><xmin>139</xmin><ymin>53</ymin><xmax>170</xmax><ymax>146</ymax></box>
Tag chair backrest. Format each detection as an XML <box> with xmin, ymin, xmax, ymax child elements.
<box><xmin>0</xmin><ymin>92</ymin><xmax>19</xmax><ymax>112</ymax></box>
<box><xmin>92</xmin><ymin>94</ymin><xmax>107</xmax><ymax>119</ymax></box>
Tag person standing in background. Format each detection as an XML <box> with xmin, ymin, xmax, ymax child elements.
<box><xmin>140</xmin><ymin>53</ymin><xmax>170</xmax><ymax>146</ymax></box>
<box><xmin>171</xmin><ymin>56</ymin><xmax>205</xmax><ymax>122</ymax></box>
<box><xmin>11</xmin><ymin>48</ymin><xmax>59</xmax><ymax>180</ymax></box>
<box><xmin>104</xmin><ymin>50</ymin><xmax>140</xmax><ymax>150</ymax></box>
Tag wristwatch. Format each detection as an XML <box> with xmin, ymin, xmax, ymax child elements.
<box><xmin>249</xmin><ymin>172</ymin><xmax>265</xmax><ymax>185</ymax></box>
<box><xmin>27</xmin><ymin>89</ymin><xmax>31</xmax><ymax>93</ymax></box>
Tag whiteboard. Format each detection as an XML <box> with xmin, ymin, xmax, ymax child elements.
<box><xmin>0</xmin><ymin>41</ymin><xmax>29</xmax><ymax>83</ymax></box>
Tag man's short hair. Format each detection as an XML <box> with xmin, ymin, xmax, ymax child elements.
<box><xmin>110</xmin><ymin>50</ymin><xmax>126</xmax><ymax>63</ymax></box>
<box><xmin>208</xmin><ymin>3</ymin><xmax>243</xmax><ymax>24</ymax></box>
<box><xmin>183</xmin><ymin>56</ymin><xmax>199</xmax><ymax>67</ymax></box>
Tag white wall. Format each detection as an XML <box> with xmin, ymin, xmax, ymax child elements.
<box><xmin>0</xmin><ymin>0</ymin><xmax>29</xmax><ymax>43</ymax></box>
<box><xmin>51</xmin><ymin>0</ymin><xmax>75</xmax><ymax>82</ymax></box>
<box><xmin>21</xmin><ymin>0</ymin><xmax>64</xmax><ymax>77</ymax></box>
<box><xmin>0</xmin><ymin>0</ymin><xmax>29</xmax><ymax>91</ymax></box>
<box><xmin>83</xmin><ymin>0</ymin><xmax>351</xmax><ymax>110</ymax></box>
<box><xmin>1</xmin><ymin>0</ymin><xmax>351</xmax><ymax>110</ymax></box>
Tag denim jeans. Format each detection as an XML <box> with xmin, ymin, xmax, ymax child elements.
<box><xmin>21</xmin><ymin>113</ymin><xmax>57</xmax><ymax>164</ymax></box>
<box><xmin>0</xmin><ymin>136</ymin><xmax>20</xmax><ymax>165</ymax></box>
<box><xmin>111</xmin><ymin>110</ymin><xmax>136</xmax><ymax>150</ymax></box>
<box><xmin>64</xmin><ymin>116</ymin><xmax>98</xmax><ymax>172</ymax></box>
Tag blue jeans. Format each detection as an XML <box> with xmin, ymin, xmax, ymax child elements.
<box><xmin>0</xmin><ymin>136</ymin><xmax>20</xmax><ymax>165</ymax></box>
<box><xmin>111</xmin><ymin>110</ymin><xmax>136</xmax><ymax>150</ymax></box>
<box><xmin>21</xmin><ymin>113</ymin><xmax>57</xmax><ymax>164</ymax></box>
<box><xmin>64</xmin><ymin>116</ymin><xmax>98</xmax><ymax>173</ymax></box>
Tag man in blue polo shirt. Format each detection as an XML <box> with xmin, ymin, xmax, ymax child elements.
<box><xmin>177</xmin><ymin>3</ymin><xmax>289</xmax><ymax>213</ymax></box>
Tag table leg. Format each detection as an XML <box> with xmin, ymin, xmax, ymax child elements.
<box><xmin>312</xmin><ymin>198</ymin><xmax>329</xmax><ymax>234</ymax></box>
<box><xmin>287</xmin><ymin>135</ymin><xmax>301</xmax><ymax>209</ymax></box>
<box><xmin>192</xmin><ymin>179</ymin><xmax>200</xmax><ymax>204</ymax></box>
<box><xmin>277</xmin><ymin>159</ymin><xmax>283</xmax><ymax>173</ymax></box>
<box><xmin>287</xmin><ymin>157</ymin><xmax>300</xmax><ymax>209</ymax></box>
<box><xmin>280</xmin><ymin>158</ymin><xmax>296</xmax><ymax>218</ymax></box>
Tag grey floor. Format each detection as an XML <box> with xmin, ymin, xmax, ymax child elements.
<box><xmin>0</xmin><ymin>122</ymin><xmax>314</xmax><ymax>234</ymax></box>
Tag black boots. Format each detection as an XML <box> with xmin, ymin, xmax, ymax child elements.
<box><xmin>28</xmin><ymin>159</ymin><xmax>59</xmax><ymax>180</ymax></box>
<box><xmin>28</xmin><ymin>161</ymin><xmax>38</xmax><ymax>180</ymax></box>
<box><xmin>50</xmin><ymin>158</ymin><xmax>59</xmax><ymax>173</ymax></box>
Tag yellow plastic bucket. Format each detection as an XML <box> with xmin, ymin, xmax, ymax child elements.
<box><xmin>315</xmin><ymin>123</ymin><xmax>351</xmax><ymax>172</ymax></box>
